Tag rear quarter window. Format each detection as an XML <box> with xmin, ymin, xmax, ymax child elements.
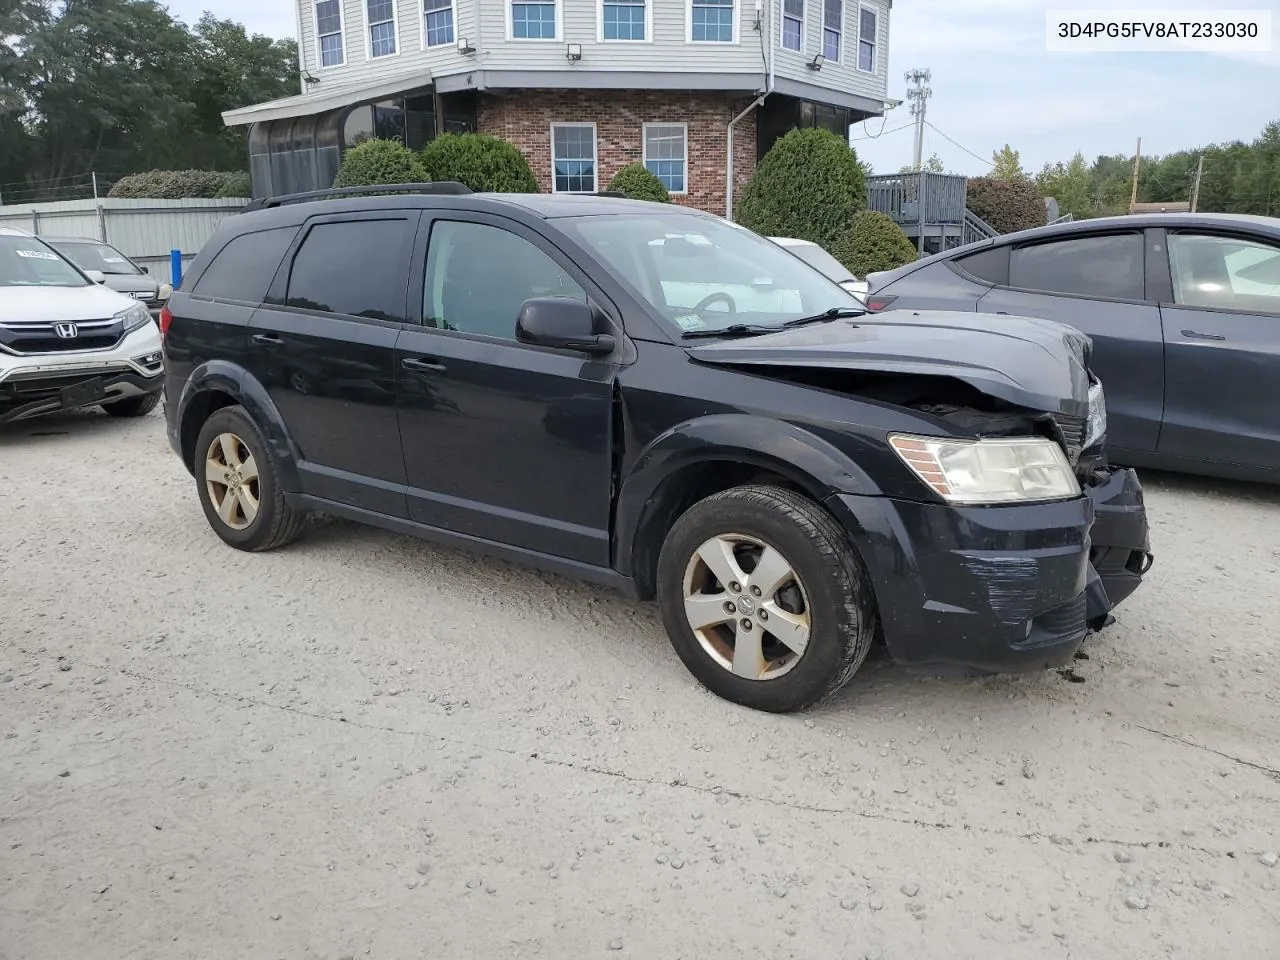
<box><xmin>191</xmin><ymin>226</ymin><xmax>299</xmax><ymax>302</ymax></box>
<box><xmin>954</xmin><ymin>245</ymin><xmax>1010</xmax><ymax>285</ymax></box>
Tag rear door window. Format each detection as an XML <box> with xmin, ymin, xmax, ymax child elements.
<box><xmin>192</xmin><ymin>227</ymin><xmax>298</xmax><ymax>302</ymax></box>
<box><xmin>285</xmin><ymin>218</ymin><xmax>413</xmax><ymax>322</ymax></box>
<box><xmin>1009</xmin><ymin>233</ymin><xmax>1145</xmax><ymax>300</ymax></box>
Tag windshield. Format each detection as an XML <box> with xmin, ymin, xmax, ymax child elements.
<box><xmin>775</xmin><ymin>240</ymin><xmax>856</xmax><ymax>284</ymax></box>
<box><xmin>53</xmin><ymin>240</ymin><xmax>144</xmax><ymax>276</ymax></box>
<box><xmin>561</xmin><ymin>214</ymin><xmax>862</xmax><ymax>335</ymax></box>
<box><xmin>0</xmin><ymin>235</ymin><xmax>90</xmax><ymax>288</ymax></box>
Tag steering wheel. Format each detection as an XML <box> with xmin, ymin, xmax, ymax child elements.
<box><xmin>693</xmin><ymin>291</ymin><xmax>737</xmax><ymax>315</ymax></box>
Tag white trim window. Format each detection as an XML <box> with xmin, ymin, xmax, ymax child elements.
<box><xmin>367</xmin><ymin>0</ymin><xmax>398</xmax><ymax>57</ymax></box>
<box><xmin>424</xmin><ymin>0</ymin><xmax>455</xmax><ymax>46</ymax></box>
<box><xmin>781</xmin><ymin>0</ymin><xmax>803</xmax><ymax>51</ymax></box>
<box><xmin>551</xmin><ymin>124</ymin><xmax>597</xmax><ymax>193</ymax></box>
<box><xmin>689</xmin><ymin>0</ymin><xmax>734</xmax><ymax>42</ymax></box>
<box><xmin>512</xmin><ymin>0</ymin><xmax>559</xmax><ymax>38</ymax></box>
<box><xmin>643</xmin><ymin>124</ymin><xmax>687</xmax><ymax>194</ymax></box>
<box><xmin>822</xmin><ymin>0</ymin><xmax>841</xmax><ymax>62</ymax></box>
<box><xmin>857</xmin><ymin>4</ymin><xmax>876</xmax><ymax>72</ymax></box>
<box><xmin>601</xmin><ymin>0</ymin><xmax>647</xmax><ymax>41</ymax></box>
<box><xmin>315</xmin><ymin>0</ymin><xmax>345</xmax><ymax>67</ymax></box>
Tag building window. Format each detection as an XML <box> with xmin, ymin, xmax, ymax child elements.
<box><xmin>781</xmin><ymin>0</ymin><xmax>802</xmax><ymax>51</ymax></box>
<box><xmin>690</xmin><ymin>0</ymin><xmax>734</xmax><ymax>42</ymax></box>
<box><xmin>512</xmin><ymin>1</ymin><xmax>558</xmax><ymax>38</ymax></box>
<box><xmin>643</xmin><ymin>124</ymin><xmax>687</xmax><ymax>194</ymax></box>
<box><xmin>602</xmin><ymin>0</ymin><xmax>646</xmax><ymax>40</ymax></box>
<box><xmin>367</xmin><ymin>0</ymin><xmax>397</xmax><ymax>57</ymax></box>
<box><xmin>822</xmin><ymin>0</ymin><xmax>841</xmax><ymax>62</ymax></box>
<box><xmin>424</xmin><ymin>0</ymin><xmax>455</xmax><ymax>46</ymax></box>
<box><xmin>315</xmin><ymin>0</ymin><xmax>344</xmax><ymax>67</ymax></box>
<box><xmin>857</xmin><ymin>5</ymin><xmax>876</xmax><ymax>71</ymax></box>
<box><xmin>551</xmin><ymin>124</ymin><xmax>597</xmax><ymax>193</ymax></box>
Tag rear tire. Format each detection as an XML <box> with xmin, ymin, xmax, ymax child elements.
<box><xmin>101</xmin><ymin>390</ymin><xmax>161</xmax><ymax>418</ymax></box>
<box><xmin>193</xmin><ymin>404</ymin><xmax>308</xmax><ymax>552</ymax></box>
<box><xmin>656</xmin><ymin>484</ymin><xmax>878</xmax><ymax>713</ymax></box>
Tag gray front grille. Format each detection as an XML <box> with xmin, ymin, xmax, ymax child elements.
<box><xmin>1054</xmin><ymin>414</ymin><xmax>1086</xmax><ymax>462</ymax></box>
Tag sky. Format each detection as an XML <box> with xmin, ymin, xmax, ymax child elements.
<box><xmin>165</xmin><ymin>0</ymin><xmax>1280</xmax><ymax>176</ymax></box>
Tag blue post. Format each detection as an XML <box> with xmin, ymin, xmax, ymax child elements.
<box><xmin>170</xmin><ymin>249</ymin><xmax>182</xmax><ymax>288</ymax></box>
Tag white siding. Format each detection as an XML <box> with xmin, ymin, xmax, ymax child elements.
<box><xmin>771</xmin><ymin>0</ymin><xmax>887</xmax><ymax>103</ymax></box>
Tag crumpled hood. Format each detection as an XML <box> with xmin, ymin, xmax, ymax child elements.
<box><xmin>687</xmin><ymin>309</ymin><xmax>1093</xmax><ymax>419</ymax></box>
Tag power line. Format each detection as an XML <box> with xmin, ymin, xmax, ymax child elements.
<box><xmin>924</xmin><ymin>121</ymin><xmax>994</xmax><ymax>170</ymax></box>
<box><xmin>850</xmin><ymin>120</ymin><xmax>916</xmax><ymax>141</ymax></box>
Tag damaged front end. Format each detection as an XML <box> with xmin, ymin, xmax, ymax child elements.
<box><xmin>1083</xmin><ymin>464</ymin><xmax>1154</xmax><ymax>629</ymax></box>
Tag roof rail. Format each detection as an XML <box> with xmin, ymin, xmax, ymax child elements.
<box><xmin>242</xmin><ymin>181</ymin><xmax>472</xmax><ymax>212</ymax></box>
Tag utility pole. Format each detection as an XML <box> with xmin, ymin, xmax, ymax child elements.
<box><xmin>904</xmin><ymin>68</ymin><xmax>932</xmax><ymax>172</ymax></box>
<box><xmin>1190</xmin><ymin>154</ymin><xmax>1204</xmax><ymax>212</ymax></box>
<box><xmin>1128</xmin><ymin>137</ymin><xmax>1142</xmax><ymax>214</ymax></box>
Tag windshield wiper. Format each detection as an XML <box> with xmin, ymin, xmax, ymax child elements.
<box><xmin>681</xmin><ymin>324</ymin><xmax>783</xmax><ymax>340</ymax></box>
<box><xmin>781</xmin><ymin>306</ymin><xmax>864</xmax><ymax>328</ymax></box>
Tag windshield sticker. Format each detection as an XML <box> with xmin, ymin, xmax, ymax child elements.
<box><xmin>16</xmin><ymin>249</ymin><xmax>59</xmax><ymax>261</ymax></box>
<box><xmin>674</xmin><ymin>313</ymin><xmax>706</xmax><ymax>331</ymax></box>
<box><xmin>103</xmin><ymin>256</ymin><xmax>126</xmax><ymax>263</ymax></box>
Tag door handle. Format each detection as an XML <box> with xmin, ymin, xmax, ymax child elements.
<box><xmin>401</xmin><ymin>357</ymin><xmax>447</xmax><ymax>374</ymax></box>
<box><xmin>1181</xmin><ymin>329</ymin><xmax>1226</xmax><ymax>341</ymax></box>
<box><xmin>252</xmin><ymin>333</ymin><xmax>284</xmax><ymax>346</ymax></box>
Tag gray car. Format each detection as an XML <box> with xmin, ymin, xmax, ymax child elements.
<box><xmin>864</xmin><ymin>212</ymin><xmax>1280</xmax><ymax>484</ymax></box>
<box><xmin>45</xmin><ymin>237</ymin><xmax>171</xmax><ymax>317</ymax></box>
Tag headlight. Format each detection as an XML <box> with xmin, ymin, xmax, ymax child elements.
<box><xmin>1083</xmin><ymin>379</ymin><xmax>1107</xmax><ymax>450</ymax></box>
<box><xmin>115</xmin><ymin>302</ymin><xmax>153</xmax><ymax>333</ymax></box>
<box><xmin>889</xmin><ymin>434</ymin><xmax>1081</xmax><ymax>504</ymax></box>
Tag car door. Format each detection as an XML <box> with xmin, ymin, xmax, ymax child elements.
<box><xmin>1156</xmin><ymin>228</ymin><xmax>1280</xmax><ymax>471</ymax></box>
<box><xmin>395</xmin><ymin>212</ymin><xmax>618</xmax><ymax>566</ymax></box>
<box><xmin>248</xmin><ymin>210</ymin><xmax>419</xmax><ymax>517</ymax></box>
<box><xmin>971</xmin><ymin>230</ymin><xmax>1164</xmax><ymax>459</ymax></box>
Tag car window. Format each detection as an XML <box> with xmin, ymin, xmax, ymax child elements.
<box><xmin>1009</xmin><ymin>233</ymin><xmax>1144</xmax><ymax>300</ymax></box>
<box><xmin>193</xmin><ymin>226</ymin><xmax>298</xmax><ymax>302</ymax></box>
<box><xmin>776</xmin><ymin>241</ymin><xmax>856</xmax><ymax>283</ymax></box>
<box><xmin>0</xmin><ymin>235</ymin><xmax>88</xmax><ymax>287</ymax></box>
<box><xmin>1168</xmin><ymin>233</ymin><xmax>1280</xmax><ymax>313</ymax></box>
<box><xmin>560</xmin><ymin>214</ymin><xmax>856</xmax><ymax>334</ymax></box>
<box><xmin>286</xmin><ymin>219</ymin><xmax>412</xmax><ymax>322</ymax></box>
<box><xmin>53</xmin><ymin>240</ymin><xmax>144</xmax><ymax>276</ymax></box>
<box><xmin>423</xmin><ymin>220</ymin><xmax>586</xmax><ymax>340</ymax></box>
<box><xmin>955</xmin><ymin>245</ymin><xmax>1010</xmax><ymax>285</ymax></box>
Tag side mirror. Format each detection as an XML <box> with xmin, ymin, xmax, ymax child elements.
<box><xmin>84</xmin><ymin>269</ymin><xmax>106</xmax><ymax>284</ymax></box>
<box><xmin>516</xmin><ymin>297</ymin><xmax>615</xmax><ymax>356</ymax></box>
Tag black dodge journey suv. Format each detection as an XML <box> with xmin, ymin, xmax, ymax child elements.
<box><xmin>161</xmin><ymin>183</ymin><xmax>1152</xmax><ymax>713</ymax></box>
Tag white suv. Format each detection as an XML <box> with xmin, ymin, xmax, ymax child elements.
<box><xmin>1</xmin><ymin>227</ymin><xmax>163</xmax><ymax>425</ymax></box>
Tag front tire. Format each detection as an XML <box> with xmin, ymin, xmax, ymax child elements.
<box><xmin>193</xmin><ymin>404</ymin><xmax>307</xmax><ymax>552</ymax></box>
<box><xmin>656</xmin><ymin>484</ymin><xmax>878</xmax><ymax>713</ymax></box>
<box><xmin>101</xmin><ymin>390</ymin><xmax>161</xmax><ymax>418</ymax></box>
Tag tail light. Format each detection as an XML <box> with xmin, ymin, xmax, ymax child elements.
<box><xmin>158</xmin><ymin>305</ymin><xmax>172</xmax><ymax>338</ymax></box>
<box><xmin>865</xmin><ymin>295</ymin><xmax>897</xmax><ymax>312</ymax></box>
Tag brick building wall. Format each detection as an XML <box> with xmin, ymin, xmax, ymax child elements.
<box><xmin>477</xmin><ymin>90</ymin><xmax>759</xmax><ymax>215</ymax></box>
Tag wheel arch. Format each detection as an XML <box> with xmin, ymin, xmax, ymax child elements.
<box><xmin>615</xmin><ymin>414</ymin><xmax>882</xmax><ymax>600</ymax></box>
<box><xmin>176</xmin><ymin>361</ymin><xmax>301</xmax><ymax>492</ymax></box>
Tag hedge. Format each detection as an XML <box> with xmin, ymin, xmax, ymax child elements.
<box><xmin>735</xmin><ymin>128</ymin><xmax>867</xmax><ymax>250</ymax></box>
<box><xmin>832</xmin><ymin>210</ymin><xmax>918</xmax><ymax>277</ymax></box>
<box><xmin>420</xmin><ymin>132</ymin><xmax>539</xmax><ymax>192</ymax></box>
<box><xmin>108</xmin><ymin>170</ymin><xmax>248</xmax><ymax>199</ymax></box>
<box><xmin>332</xmin><ymin>138</ymin><xmax>429</xmax><ymax>188</ymax></box>
<box><xmin>213</xmin><ymin>172</ymin><xmax>252</xmax><ymax>198</ymax></box>
<box><xmin>965</xmin><ymin>176</ymin><xmax>1047</xmax><ymax>234</ymax></box>
<box><xmin>607</xmin><ymin>163</ymin><xmax>670</xmax><ymax>202</ymax></box>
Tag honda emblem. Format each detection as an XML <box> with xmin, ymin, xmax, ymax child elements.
<box><xmin>54</xmin><ymin>322</ymin><xmax>79</xmax><ymax>339</ymax></box>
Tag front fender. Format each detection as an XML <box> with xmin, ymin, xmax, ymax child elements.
<box><xmin>176</xmin><ymin>361</ymin><xmax>301</xmax><ymax>492</ymax></box>
<box><xmin>614</xmin><ymin>413</ymin><xmax>885</xmax><ymax>579</ymax></box>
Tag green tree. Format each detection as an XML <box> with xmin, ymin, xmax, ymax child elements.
<box><xmin>966</xmin><ymin>176</ymin><xmax>1046</xmax><ymax>233</ymax></box>
<box><xmin>332</xmin><ymin>138</ymin><xmax>429</xmax><ymax>187</ymax></box>
<box><xmin>990</xmin><ymin>144</ymin><xmax>1027</xmax><ymax>181</ymax></box>
<box><xmin>833</xmin><ymin>210</ymin><xmax>918</xmax><ymax>276</ymax></box>
<box><xmin>736</xmin><ymin>128</ymin><xmax>867</xmax><ymax>250</ymax></box>
<box><xmin>420</xmin><ymin>132</ymin><xmax>539</xmax><ymax>192</ymax></box>
<box><xmin>1035</xmin><ymin>152</ymin><xmax>1093</xmax><ymax>220</ymax></box>
<box><xmin>607</xmin><ymin>163</ymin><xmax>670</xmax><ymax>202</ymax></box>
<box><xmin>899</xmin><ymin>153</ymin><xmax>947</xmax><ymax>174</ymax></box>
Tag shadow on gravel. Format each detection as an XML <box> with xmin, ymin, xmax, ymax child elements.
<box><xmin>0</xmin><ymin>407</ymin><xmax>150</xmax><ymax>447</ymax></box>
<box><xmin>1134</xmin><ymin>467</ymin><xmax>1280</xmax><ymax>506</ymax></box>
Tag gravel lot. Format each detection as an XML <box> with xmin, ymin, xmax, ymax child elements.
<box><xmin>2</xmin><ymin>407</ymin><xmax>1279</xmax><ymax>959</ymax></box>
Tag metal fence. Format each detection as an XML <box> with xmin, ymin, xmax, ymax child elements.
<box><xmin>0</xmin><ymin>197</ymin><xmax>248</xmax><ymax>280</ymax></box>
